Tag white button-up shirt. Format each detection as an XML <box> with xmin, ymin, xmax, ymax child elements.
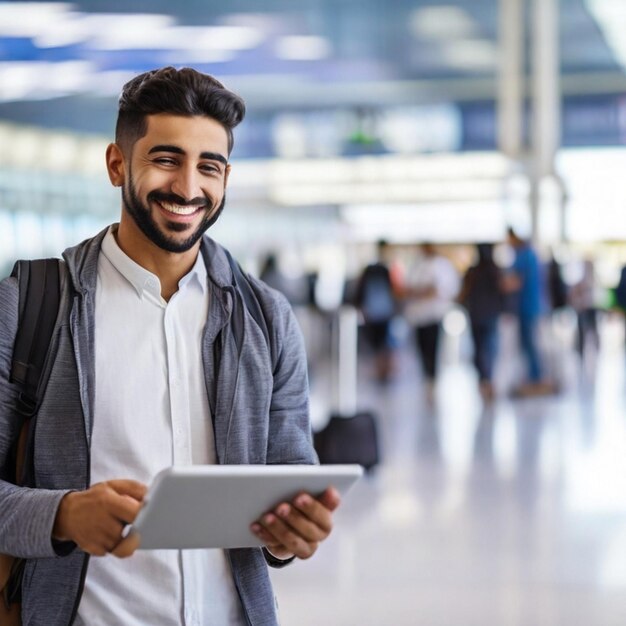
<box><xmin>76</xmin><ymin>226</ymin><xmax>245</xmax><ymax>626</ymax></box>
<box><xmin>404</xmin><ymin>255</ymin><xmax>460</xmax><ymax>326</ymax></box>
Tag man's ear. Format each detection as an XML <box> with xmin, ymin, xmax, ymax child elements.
<box><xmin>224</xmin><ymin>163</ymin><xmax>231</xmax><ymax>188</ymax></box>
<box><xmin>106</xmin><ymin>143</ymin><xmax>126</xmax><ymax>187</ymax></box>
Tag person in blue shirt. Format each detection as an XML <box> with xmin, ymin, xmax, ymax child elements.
<box><xmin>502</xmin><ymin>227</ymin><xmax>555</xmax><ymax>396</ymax></box>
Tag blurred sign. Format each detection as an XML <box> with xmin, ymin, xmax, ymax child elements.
<box><xmin>459</xmin><ymin>95</ymin><xmax>626</xmax><ymax>151</ymax></box>
<box><xmin>562</xmin><ymin>95</ymin><xmax>626</xmax><ymax>146</ymax></box>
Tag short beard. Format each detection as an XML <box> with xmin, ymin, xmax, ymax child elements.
<box><xmin>122</xmin><ymin>173</ymin><xmax>225</xmax><ymax>253</ymax></box>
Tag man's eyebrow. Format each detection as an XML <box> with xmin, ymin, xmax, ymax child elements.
<box><xmin>148</xmin><ymin>144</ymin><xmax>185</xmax><ymax>155</ymax></box>
<box><xmin>200</xmin><ymin>151</ymin><xmax>228</xmax><ymax>166</ymax></box>
<box><xmin>148</xmin><ymin>145</ymin><xmax>228</xmax><ymax>165</ymax></box>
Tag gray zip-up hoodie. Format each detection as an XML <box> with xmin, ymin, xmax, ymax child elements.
<box><xmin>0</xmin><ymin>226</ymin><xmax>317</xmax><ymax>625</ymax></box>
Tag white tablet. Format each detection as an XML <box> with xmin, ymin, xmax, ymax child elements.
<box><xmin>131</xmin><ymin>464</ymin><xmax>363</xmax><ymax>550</ymax></box>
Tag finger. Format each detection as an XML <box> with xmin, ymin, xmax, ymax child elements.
<box><xmin>111</xmin><ymin>532</ymin><xmax>141</xmax><ymax>558</ymax></box>
<box><xmin>318</xmin><ymin>487</ymin><xmax>341</xmax><ymax>512</ymax></box>
<box><xmin>259</xmin><ymin>513</ymin><xmax>317</xmax><ymax>559</ymax></box>
<box><xmin>250</xmin><ymin>523</ymin><xmax>283</xmax><ymax>550</ymax></box>
<box><xmin>273</xmin><ymin>503</ymin><xmax>328</xmax><ymax>542</ymax></box>
<box><xmin>106</xmin><ymin>479</ymin><xmax>148</xmax><ymax>502</ymax></box>
<box><xmin>290</xmin><ymin>493</ymin><xmax>334</xmax><ymax>534</ymax></box>
<box><xmin>106</xmin><ymin>493</ymin><xmax>144</xmax><ymax>525</ymax></box>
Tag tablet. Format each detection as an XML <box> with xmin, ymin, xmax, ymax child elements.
<box><xmin>131</xmin><ymin>464</ymin><xmax>363</xmax><ymax>550</ymax></box>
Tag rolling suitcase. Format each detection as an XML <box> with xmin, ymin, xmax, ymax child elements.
<box><xmin>314</xmin><ymin>306</ymin><xmax>380</xmax><ymax>471</ymax></box>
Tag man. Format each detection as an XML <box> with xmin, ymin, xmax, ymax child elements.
<box><xmin>502</xmin><ymin>227</ymin><xmax>554</xmax><ymax>396</ymax></box>
<box><xmin>354</xmin><ymin>239</ymin><xmax>397</xmax><ymax>382</ymax></box>
<box><xmin>0</xmin><ymin>67</ymin><xmax>340</xmax><ymax>625</ymax></box>
<box><xmin>457</xmin><ymin>243</ymin><xmax>504</xmax><ymax>400</ymax></box>
<box><xmin>402</xmin><ymin>243</ymin><xmax>459</xmax><ymax>399</ymax></box>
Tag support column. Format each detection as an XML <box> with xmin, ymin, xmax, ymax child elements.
<box><xmin>530</xmin><ymin>0</ymin><xmax>564</xmax><ymax>243</ymax></box>
<box><xmin>497</xmin><ymin>0</ymin><xmax>524</xmax><ymax>160</ymax></box>
<box><xmin>498</xmin><ymin>0</ymin><xmax>532</xmax><ymax>239</ymax></box>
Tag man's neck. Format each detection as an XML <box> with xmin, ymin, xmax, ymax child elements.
<box><xmin>113</xmin><ymin>223</ymin><xmax>200</xmax><ymax>301</ymax></box>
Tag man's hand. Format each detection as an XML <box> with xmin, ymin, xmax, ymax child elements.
<box><xmin>52</xmin><ymin>479</ymin><xmax>146</xmax><ymax>558</ymax></box>
<box><xmin>250</xmin><ymin>487</ymin><xmax>341</xmax><ymax>560</ymax></box>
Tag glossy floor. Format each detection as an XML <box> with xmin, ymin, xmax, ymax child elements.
<box><xmin>270</xmin><ymin>313</ymin><xmax>626</xmax><ymax>626</ymax></box>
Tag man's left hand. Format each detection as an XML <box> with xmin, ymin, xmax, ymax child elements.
<box><xmin>250</xmin><ymin>487</ymin><xmax>341</xmax><ymax>560</ymax></box>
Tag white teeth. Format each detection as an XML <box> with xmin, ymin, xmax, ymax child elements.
<box><xmin>160</xmin><ymin>202</ymin><xmax>201</xmax><ymax>216</ymax></box>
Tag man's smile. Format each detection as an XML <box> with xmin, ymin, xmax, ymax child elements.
<box><xmin>157</xmin><ymin>200</ymin><xmax>206</xmax><ymax>216</ymax></box>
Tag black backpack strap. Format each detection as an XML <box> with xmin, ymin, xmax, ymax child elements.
<box><xmin>3</xmin><ymin>260</ymin><xmax>63</xmax><ymax>606</ymax></box>
<box><xmin>224</xmin><ymin>249</ymin><xmax>270</xmax><ymax>348</ymax></box>
<box><xmin>10</xmin><ymin>259</ymin><xmax>62</xmax><ymax>418</ymax></box>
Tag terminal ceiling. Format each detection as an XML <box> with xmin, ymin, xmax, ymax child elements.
<box><xmin>0</xmin><ymin>0</ymin><xmax>623</xmax><ymax>135</ymax></box>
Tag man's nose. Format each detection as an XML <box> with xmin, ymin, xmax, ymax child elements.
<box><xmin>170</xmin><ymin>165</ymin><xmax>203</xmax><ymax>202</ymax></box>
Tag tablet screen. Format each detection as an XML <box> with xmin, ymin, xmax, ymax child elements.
<box><xmin>132</xmin><ymin>464</ymin><xmax>363</xmax><ymax>550</ymax></box>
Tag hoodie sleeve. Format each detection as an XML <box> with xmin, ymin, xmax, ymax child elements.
<box><xmin>257</xmin><ymin>284</ymin><xmax>318</xmax><ymax>466</ymax></box>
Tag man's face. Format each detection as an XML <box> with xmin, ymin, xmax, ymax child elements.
<box><xmin>116</xmin><ymin>114</ymin><xmax>231</xmax><ymax>253</ymax></box>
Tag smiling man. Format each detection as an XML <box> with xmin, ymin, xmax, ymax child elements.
<box><xmin>108</xmin><ymin>112</ymin><xmax>232</xmax><ymax>299</ymax></box>
<box><xmin>0</xmin><ymin>67</ymin><xmax>339</xmax><ymax>626</ymax></box>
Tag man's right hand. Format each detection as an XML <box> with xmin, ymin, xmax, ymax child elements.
<box><xmin>52</xmin><ymin>479</ymin><xmax>146</xmax><ymax>558</ymax></box>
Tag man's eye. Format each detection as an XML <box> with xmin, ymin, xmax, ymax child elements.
<box><xmin>200</xmin><ymin>164</ymin><xmax>222</xmax><ymax>174</ymax></box>
<box><xmin>154</xmin><ymin>157</ymin><xmax>177</xmax><ymax>165</ymax></box>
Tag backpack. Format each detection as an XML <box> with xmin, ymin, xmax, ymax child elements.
<box><xmin>9</xmin><ymin>259</ymin><xmax>64</xmax><ymax>485</ymax></box>
<box><xmin>615</xmin><ymin>266</ymin><xmax>626</xmax><ymax>311</ymax></box>
<box><xmin>356</xmin><ymin>263</ymin><xmax>395</xmax><ymax>323</ymax></box>
<box><xmin>1</xmin><ymin>251</ymin><xmax>270</xmax><ymax>620</ymax></box>
<box><xmin>2</xmin><ymin>258</ymin><xmax>64</xmax><ymax>625</ymax></box>
<box><xmin>547</xmin><ymin>258</ymin><xmax>568</xmax><ymax>310</ymax></box>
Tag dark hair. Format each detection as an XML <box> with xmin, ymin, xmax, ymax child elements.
<box><xmin>115</xmin><ymin>66</ymin><xmax>246</xmax><ymax>156</ymax></box>
<box><xmin>476</xmin><ymin>243</ymin><xmax>494</xmax><ymax>263</ymax></box>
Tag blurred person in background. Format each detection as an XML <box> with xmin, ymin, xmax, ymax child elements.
<box><xmin>260</xmin><ymin>252</ymin><xmax>288</xmax><ymax>292</ymax></box>
<box><xmin>569</xmin><ymin>258</ymin><xmax>600</xmax><ymax>358</ymax></box>
<box><xmin>612</xmin><ymin>264</ymin><xmax>626</xmax><ymax>346</ymax></box>
<box><xmin>354</xmin><ymin>239</ymin><xmax>398</xmax><ymax>382</ymax></box>
<box><xmin>0</xmin><ymin>66</ymin><xmax>340</xmax><ymax>626</ymax></box>
<box><xmin>502</xmin><ymin>227</ymin><xmax>554</xmax><ymax>396</ymax></box>
<box><xmin>402</xmin><ymin>243</ymin><xmax>460</xmax><ymax>398</ymax></box>
<box><xmin>259</xmin><ymin>251</ymin><xmax>308</xmax><ymax>306</ymax></box>
<box><xmin>546</xmin><ymin>252</ymin><xmax>569</xmax><ymax>314</ymax></box>
<box><xmin>457</xmin><ymin>243</ymin><xmax>504</xmax><ymax>400</ymax></box>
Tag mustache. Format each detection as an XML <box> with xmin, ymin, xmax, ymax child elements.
<box><xmin>148</xmin><ymin>190</ymin><xmax>208</xmax><ymax>208</ymax></box>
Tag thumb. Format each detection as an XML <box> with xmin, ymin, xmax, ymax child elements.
<box><xmin>111</xmin><ymin>531</ymin><xmax>141</xmax><ymax>558</ymax></box>
<box><xmin>318</xmin><ymin>486</ymin><xmax>341</xmax><ymax>512</ymax></box>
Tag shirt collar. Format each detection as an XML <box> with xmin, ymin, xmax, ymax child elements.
<box><xmin>100</xmin><ymin>225</ymin><xmax>207</xmax><ymax>299</ymax></box>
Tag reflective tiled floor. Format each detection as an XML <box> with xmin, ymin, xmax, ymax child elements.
<box><xmin>270</xmin><ymin>311</ymin><xmax>626</xmax><ymax>625</ymax></box>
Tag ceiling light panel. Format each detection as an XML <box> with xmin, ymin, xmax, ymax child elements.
<box><xmin>439</xmin><ymin>39</ymin><xmax>497</xmax><ymax>70</ymax></box>
<box><xmin>0</xmin><ymin>2</ymin><xmax>73</xmax><ymax>37</ymax></box>
<box><xmin>92</xmin><ymin>23</ymin><xmax>264</xmax><ymax>52</ymax></box>
<box><xmin>275</xmin><ymin>36</ymin><xmax>332</xmax><ymax>61</ymax></box>
<box><xmin>410</xmin><ymin>6</ymin><xmax>478</xmax><ymax>40</ymax></box>
<box><xmin>36</xmin><ymin>13</ymin><xmax>174</xmax><ymax>49</ymax></box>
<box><xmin>0</xmin><ymin>60</ymin><xmax>95</xmax><ymax>101</ymax></box>
<box><xmin>2</xmin><ymin>5</ymin><xmax>266</xmax><ymax>56</ymax></box>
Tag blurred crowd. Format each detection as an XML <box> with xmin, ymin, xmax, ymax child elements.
<box><xmin>256</xmin><ymin>228</ymin><xmax>626</xmax><ymax>403</ymax></box>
